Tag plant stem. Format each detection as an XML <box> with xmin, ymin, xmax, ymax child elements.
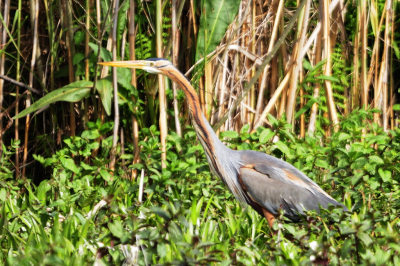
<box><xmin>110</xmin><ymin>0</ymin><xmax>120</xmax><ymax>171</ymax></box>
<box><xmin>156</xmin><ymin>0</ymin><xmax>167</xmax><ymax>168</ymax></box>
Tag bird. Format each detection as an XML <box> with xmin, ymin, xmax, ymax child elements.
<box><xmin>99</xmin><ymin>58</ymin><xmax>348</xmax><ymax>227</ymax></box>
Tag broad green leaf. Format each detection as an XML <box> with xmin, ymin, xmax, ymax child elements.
<box><xmin>117</xmin><ymin>67</ymin><xmax>135</xmax><ymax>94</ymax></box>
<box><xmin>196</xmin><ymin>0</ymin><xmax>241</xmax><ymax>60</ymax></box>
<box><xmin>157</xmin><ymin>243</ymin><xmax>167</xmax><ymax>258</ymax></box>
<box><xmin>81</xmin><ymin>129</ymin><xmax>101</xmax><ymax>140</ymax></box>
<box><xmin>168</xmin><ymin>221</ymin><xmax>183</xmax><ymax>242</ymax></box>
<box><xmin>240</xmin><ymin>124</ymin><xmax>250</xmax><ymax>134</ymax></box>
<box><xmin>36</xmin><ymin>181</ymin><xmax>51</xmax><ymax>204</ymax></box>
<box><xmin>0</xmin><ymin>188</ymin><xmax>6</xmax><ymax>201</ymax></box>
<box><xmin>99</xmin><ymin>169</ymin><xmax>112</xmax><ymax>182</ymax></box>
<box><xmin>302</xmin><ymin>59</ymin><xmax>312</xmax><ymax>70</ymax></box>
<box><xmin>13</xmin><ymin>81</ymin><xmax>92</xmax><ymax>119</ymax></box>
<box><xmin>259</xmin><ymin>128</ymin><xmax>275</xmax><ymax>144</ymax></box>
<box><xmin>74</xmin><ymin>31</ymin><xmax>85</xmax><ymax>44</ymax></box>
<box><xmin>392</xmin><ymin>104</ymin><xmax>400</xmax><ymax>111</ymax></box>
<box><xmin>96</xmin><ymin>76</ymin><xmax>113</xmax><ymax>115</ymax></box>
<box><xmin>73</xmin><ymin>53</ymin><xmax>85</xmax><ymax>65</ymax></box>
<box><xmin>60</xmin><ymin>158</ymin><xmax>80</xmax><ymax>174</ymax></box>
<box><xmin>275</xmin><ymin>141</ymin><xmax>293</xmax><ymax>159</ymax></box>
<box><xmin>338</xmin><ymin>133</ymin><xmax>351</xmax><ymax>142</ymax></box>
<box><xmin>368</xmin><ymin>177</ymin><xmax>380</xmax><ymax>190</ymax></box>
<box><xmin>357</xmin><ymin>232</ymin><xmax>373</xmax><ymax>247</ymax></box>
<box><xmin>150</xmin><ymin>207</ymin><xmax>171</xmax><ymax>220</ymax></box>
<box><xmin>315</xmin><ymin>159</ymin><xmax>329</xmax><ymax>169</ymax></box>
<box><xmin>88</xmin><ymin>42</ymin><xmax>112</xmax><ymax>62</ymax></box>
<box><xmin>220</xmin><ymin>130</ymin><xmax>239</xmax><ymax>139</ymax></box>
<box><xmin>338</xmin><ymin>224</ymin><xmax>357</xmax><ymax>235</ymax></box>
<box><xmin>378</xmin><ymin>168</ymin><xmax>391</xmax><ymax>183</ymax></box>
<box><xmin>108</xmin><ymin>220</ymin><xmax>123</xmax><ymax>238</ymax></box>
<box><xmin>369</xmin><ymin>155</ymin><xmax>384</xmax><ymax>165</ymax></box>
<box><xmin>267</xmin><ymin>114</ymin><xmax>279</xmax><ymax>127</ymax></box>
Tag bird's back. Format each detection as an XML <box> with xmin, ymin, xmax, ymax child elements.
<box><xmin>237</xmin><ymin>150</ymin><xmax>347</xmax><ymax>221</ymax></box>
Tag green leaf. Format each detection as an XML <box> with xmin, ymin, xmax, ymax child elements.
<box><xmin>99</xmin><ymin>169</ymin><xmax>111</xmax><ymax>182</ymax></box>
<box><xmin>368</xmin><ymin>177</ymin><xmax>380</xmax><ymax>190</ymax></box>
<box><xmin>157</xmin><ymin>243</ymin><xmax>167</xmax><ymax>258</ymax></box>
<box><xmin>357</xmin><ymin>232</ymin><xmax>373</xmax><ymax>247</ymax></box>
<box><xmin>96</xmin><ymin>76</ymin><xmax>113</xmax><ymax>115</ymax></box>
<box><xmin>13</xmin><ymin>81</ymin><xmax>92</xmax><ymax>119</ymax></box>
<box><xmin>73</xmin><ymin>53</ymin><xmax>85</xmax><ymax>65</ymax></box>
<box><xmin>150</xmin><ymin>207</ymin><xmax>171</xmax><ymax>220</ymax></box>
<box><xmin>275</xmin><ymin>141</ymin><xmax>293</xmax><ymax>159</ymax></box>
<box><xmin>369</xmin><ymin>155</ymin><xmax>384</xmax><ymax>165</ymax></box>
<box><xmin>196</xmin><ymin>0</ymin><xmax>241</xmax><ymax>60</ymax></box>
<box><xmin>0</xmin><ymin>188</ymin><xmax>6</xmax><ymax>201</ymax></box>
<box><xmin>168</xmin><ymin>221</ymin><xmax>183</xmax><ymax>242</ymax></box>
<box><xmin>338</xmin><ymin>133</ymin><xmax>351</xmax><ymax>142</ymax></box>
<box><xmin>303</xmin><ymin>59</ymin><xmax>312</xmax><ymax>70</ymax></box>
<box><xmin>295</xmin><ymin>97</ymin><xmax>318</xmax><ymax>119</ymax></box>
<box><xmin>108</xmin><ymin>220</ymin><xmax>123</xmax><ymax>238</ymax></box>
<box><xmin>88</xmin><ymin>42</ymin><xmax>112</xmax><ymax>62</ymax></box>
<box><xmin>117</xmin><ymin>66</ymin><xmax>135</xmax><ymax>94</ymax></box>
<box><xmin>315</xmin><ymin>75</ymin><xmax>340</xmax><ymax>83</ymax></box>
<box><xmin>60</xmin><ymin>157</ymin><xmax>79</xmax><ymax>174</ymax></box>
<box><xmin>81</xmin><ymin>129</ymin><xmax>101</xmax><ymax>140</ymax></box>
<box><xmin>220</xmin><ymin>130</ymin><xmax>239</xmax><ymax>139</ymax></box>
<box><xmin>392</xmin><ymin>104</ymin><xmax>400</xmax><ymax>111</ymax></box>
<box><xmin>315</xmin><ymin>159</ymin><xmax>329</xmax><ymax>169</ymax></box>
<box><xmin>74</xmin><ymin>31</ymin><xmax>85</xmax><ymax>44</ymax></box>
<box><xmin>393</xmin><ymin>40</ymin><xmax>400</xmax><ymax>60</ymax></box>
<box><xmin>259</xmin><ymin>128</ymin><xmax>275</xmax><ymax>144</ymax></box>
<box><xmin>378</xmin><ymin>168</ymin><xmax>392</xmax><ymax>183</ymax></box>
<box><xmin>267</xmin><ymin>114</ymin><xmax>279</xmax><ymax>127</ymax></box>
<box><xmin>240</xmin><ymin>124</ymin><xmax>250</xmax><ymax>134</ymax></box>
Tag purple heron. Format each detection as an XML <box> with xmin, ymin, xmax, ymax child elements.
<box><xmin>99</xmin><ymin>58</ymin><xmax>348</xmax><ymax>227</ymax></box>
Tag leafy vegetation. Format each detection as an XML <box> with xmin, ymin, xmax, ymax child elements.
<box><xmin>1</xmin><ymin>110</ymin><xmax>400</xmax><ymax>265</ymax></box>
<box><xmin>0</xmin><ymin>0</ymin><xmax>399</xmax><ymax>264</ymax></box>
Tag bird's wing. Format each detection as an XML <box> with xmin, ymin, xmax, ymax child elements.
<box><xmin>239</xmin><ymin>150</ymin><xmax>334</xmax><ymax>199</ymax></box>
<box><xmin>238</xmin><ymin>150</ymin><xmax>347</xmax><ymax>218</ymax></box>
<box><xmin>238</xmin><ymin>168</ymin><xmax>344</xmax><ymax>219</ymax></box>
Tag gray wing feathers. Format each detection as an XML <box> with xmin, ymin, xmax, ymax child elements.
<box><xmin>239</xmin><ymin>168</ymin><xmax>346</xmax><ymax>220</ymax></box>
<box><xmin>240</xmin><ymin>150</ymin><xmax>319</xmax><ymax>186</ymax></box>
<box><xmin>252</xmin><ymin>164</ymin><xmax>317</xmax><ymax>195</ymax></box>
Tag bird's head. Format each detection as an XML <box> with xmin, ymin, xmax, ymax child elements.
<box><xmin>98</xmin><ymin>58</ymin><xmax>172</xmax><ymax>75</ymax></box>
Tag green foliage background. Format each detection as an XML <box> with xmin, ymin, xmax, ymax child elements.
<box><xmin>0</xmin><ymin>0</ymin><xmax>400</xmax><ymax>264</ymax></box>
<box><xmin>2</xmin><ymin>110</ymin><xmax>400</xmax><ymax>265</ymax></box>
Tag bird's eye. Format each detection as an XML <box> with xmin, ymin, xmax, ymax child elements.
<box><xmin>150</xmin><ymin>62</ymin><xmax>155</xmax><ymax>67</ymax></box>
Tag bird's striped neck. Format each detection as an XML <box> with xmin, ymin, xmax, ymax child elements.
<box><xmin>165</xmin><ymin>69</ymin><xmax>217</xmax><ymax>154</ymax></box>
<box><xmin>163</xmin><ymin>67</ymin><xmax>248</xmax><ymax>205</ymax></box>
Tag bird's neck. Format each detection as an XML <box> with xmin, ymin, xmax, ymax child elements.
<box><xmin>166</xmin><ymin>70</ymin><xmax>222</xmax><ymax>153</ymax></box>
<box><xmin>164</xmin><ymin>68</ymin><xmax>247</xmax><ymax>204</ymax></box>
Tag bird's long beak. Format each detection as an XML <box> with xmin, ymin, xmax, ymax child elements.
<box><xmin>98</xmin><ymin>60</ymin><xmax>148</xmax><ymax>69</ymax></box>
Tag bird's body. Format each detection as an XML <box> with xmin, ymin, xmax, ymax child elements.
<box><xmin>99</xmin><ymin>58</ymin><xmax>347</xmax><ymax>226</ymax></box>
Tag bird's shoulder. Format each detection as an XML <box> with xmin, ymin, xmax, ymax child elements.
<box><xmin>238</xmin><ymin>150</ymin><xmax>322</xmax><ymax>193</ymax></box>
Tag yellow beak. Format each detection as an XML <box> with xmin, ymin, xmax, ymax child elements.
<box><xmin>98</xmin><ymin>60</ymin><xmax>149</xmax><ymax>69</ymax></box>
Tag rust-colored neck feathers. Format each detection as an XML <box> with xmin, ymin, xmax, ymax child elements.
<box><xmin>164</xmin><ymin>66</ymin><xmax>215</xmax><ymax>153</ymax></box>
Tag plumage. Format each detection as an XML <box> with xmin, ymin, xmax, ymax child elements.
<box><xmin>99</xmin><ymin>58</ymin><xmax>348</xmax><ymax>227</ymax></box>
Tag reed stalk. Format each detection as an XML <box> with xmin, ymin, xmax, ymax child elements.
<box><xmin>15</xmin><ymin>0</ymin><xmax>22</xmax><ymax>178</ymax></box>
<box><xmin>0</xmin><ymin>0</ymin><xmax>10</xmax><ymax>147</ymax></box>
<box><xmin>171</xmin><ymin>0</ymin><xmax>182</xmax><ymax>136</ymax></box>
<box><xmin>110</xmin><ymin>0</ymin><xmax>120</xmax><ymax>171</ymax></box>
<box><xmin>156</xmin><ymin>0</ymin><xmax>167</xmax><ymax>168</ymax></box>
<box><xmin>129</xmin><ymin>0</ymin><xmax>140</xmax><ymax>179</ymax></box>
<box><xmin>23</xmin><ymin>0</ymin><xmax>39</xmax><ymax>177</ymax></box>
